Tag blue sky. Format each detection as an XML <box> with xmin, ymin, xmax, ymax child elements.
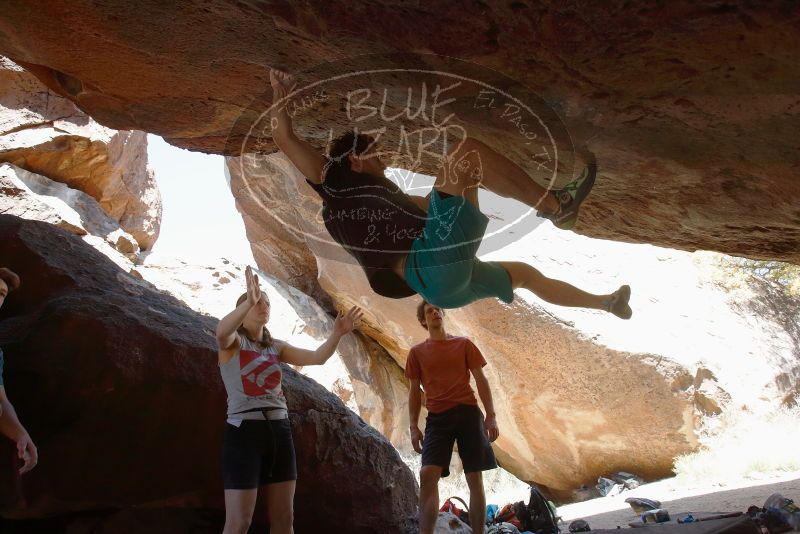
<box><xmin>147</xmin><ymin>134</ymin><xmax>254</xmax><ymax>264</ymax></box>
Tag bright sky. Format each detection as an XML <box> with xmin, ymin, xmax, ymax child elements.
<box><xmin>147</xmin><ymin>134</ymin><xmax>255</xmax><ymax>265</ymax></box>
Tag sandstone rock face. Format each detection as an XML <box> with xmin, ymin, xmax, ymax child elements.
<box><xmin>0</xmin><ymin>215</ymin><xmax>417</xmax><ymax>533</ymax></box>
<box><xmin>0</xmin><ymin>2</ymin><xmax>797</xmax><ymax>262</ymax></box>
<box><xmin>0</xmin><ymin>163</ymin><xmax>87</xmax><ymax>235</ymax></box>
<box><xmin>226</xmin><ymin>152</ymin><xmax>800</xmax><ymax>494</ymax></box>
<box><xmin>0</xmin><ymin>56</ymin><xmax>161</xmax><ymax>250</ymax></box>
<box><xmin>1</xmin><ymin>162</ymin><xmax>140</xmax><ymax>255</ymax></box>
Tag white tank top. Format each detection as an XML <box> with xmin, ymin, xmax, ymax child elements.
<box><xmin>219</xmin><ymin>334</ymin><xmax>289</xmax><ymax>424</ymax></box>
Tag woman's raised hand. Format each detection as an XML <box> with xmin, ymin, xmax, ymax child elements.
<box><xmin>333</xmin><ymin>306</ymin><xmax>364</xmax><ymax>337</ymax></box>
<box><xmin>245</xmin><ymin>265</ymin><xmax>262</xmax><ymax>307</ymax></box>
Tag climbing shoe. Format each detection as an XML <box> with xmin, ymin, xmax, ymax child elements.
<box><xmin>538</xmin><ymin>148</ymin><xmax>597</xmax><ymax>230</ymax></box>
<box><xmin>603</xmin><ymin>285</ymin><xmax>632</xmax><ymax>319</ymax></box>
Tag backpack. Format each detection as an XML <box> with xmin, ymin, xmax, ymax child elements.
<box><xmin>440</xmin><ymin>496</ymin><xmax>470</xmax><ymax>526</ymax></box>
<box><xmin>495</xmin><ymin>503</ymin><xmax>522</xmax><ymax>528</ymax></box>
<box><xmin>521</xmin><ymin>487</ymin><xmax>560</xmax><ymax>534</ymax></box>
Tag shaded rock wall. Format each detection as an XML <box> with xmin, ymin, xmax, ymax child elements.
<box><xmin>0</xmin><ymin>56</ymin><xmax>161</xmax><ymax>249</ymax></box>
<box><xmin>0</xmin><ymin>2</ymin><xmax>797</xmax><ymax>261</ymax></box>
<box><xmin>0</xmin><ymin>215</ymin><xmax>417</xmax><ymax>533</ymax></box>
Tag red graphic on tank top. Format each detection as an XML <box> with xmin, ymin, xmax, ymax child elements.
<box><xmin>239</xmin><ymin>349</ymin><xmax>281</xmax><ymax>396</ymax></box>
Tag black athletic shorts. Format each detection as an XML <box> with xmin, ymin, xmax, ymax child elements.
<box><xmin>421</xmin><ymin>404</ymin><xmax>497</xmax><ymax>477</ymax></box>
<box><xmin>222</xmin><ymin>419</ymin><xmax>297</xmax><ymax>489</ymax></box>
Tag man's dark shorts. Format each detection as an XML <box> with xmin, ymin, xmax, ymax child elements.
<box><xmin>222</xmin><ymin>419</ymin><xmax>297</xmax><ymax>489</ymax></box>
<box><xmin>422</xmin><ymin>403</ymin><xmax>497</xmax><ymax>477</ymax></box>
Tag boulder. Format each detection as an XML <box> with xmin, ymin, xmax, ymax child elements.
<box><xmin>0</xmin><ymin>56</ymin><xmax>161</xmax><ymax>250</ymax></box>
<box><xmin>0</xmin><ymin>162</ymin><xmax>140</xmax><ymax>255</ymax></box>
<box><xmin>0</xmin><ymin>2</ymin><xmax>798</xmax><ymax>261</ymax></box>
<box><xmin>0</xmin><ymin>144</ymin><xmax>412</xmax><ymax>452</ymax></box>
<box><xmin>0</xmin><ymin>163</ymin><xmax>86</xmax><ymax>235</ymax></box>
<box><xmin>0</xmin><ymin>214</ymin><xmax>417</xmax><ymax>533</ymax></box>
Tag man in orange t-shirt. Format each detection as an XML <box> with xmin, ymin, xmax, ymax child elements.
<box><xmin>406</xmin><ymin>300</ymin><xmax>499</xmax><ymax>534</ymax></box>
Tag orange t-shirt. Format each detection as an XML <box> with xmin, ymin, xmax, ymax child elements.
<box><xmin>405</xmin><ymin>336</ymin><xmax>487</xmax><ymax>414</ymax></box>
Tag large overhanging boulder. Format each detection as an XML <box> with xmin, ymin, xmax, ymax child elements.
<box><xmin>0</xmin><ymin>56</ymin><xmax>161</xmax><ymax>250</ymax></box>
<box><xmin>0</xmin><ymin>2</ymin><xmax>797</xmax><ymax>261</ymax></box>
<box><xmin>0</xmin><ymin>215</ymin><xmax>417</xmax><ymax>533</ymax></box>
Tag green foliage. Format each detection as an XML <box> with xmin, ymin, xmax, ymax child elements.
<box><xmin>727</xmin><ymin>258</ymin><xmax>800</xmax><ymax>296</ymax></box>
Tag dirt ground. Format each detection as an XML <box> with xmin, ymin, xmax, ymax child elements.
<box><xmin>558</xmin><ymin>472</ymin><xmax>800</xmax><ymax>530</ymax></box>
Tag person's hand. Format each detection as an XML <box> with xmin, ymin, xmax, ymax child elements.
<box><xmin>333</xmin><ymin>306</ymin><xmax>363</xmax><ymax>337</ymax></box>
<box><xmin>17</xmin><ymin>434</ymin><xmax>37</xmax><ymax>474</ymax></box>
<box><xmin>245</xmin><ymin>266</ymin><xmax>262</xmax><ymax>307</ymax></box>
<box><xmin>485</xmin><ymin>413</ymin><xmax>499</xmax><ymax>443</ymax></box>
<box><xmin>269</xmin><ymin>68</ymin><xmax>296</xmax><ymax>100</ymax></box>
<box><xmin>410</xmin><ymin>426</ymin><xmax>424</xmax><ymax>454</ymax></box>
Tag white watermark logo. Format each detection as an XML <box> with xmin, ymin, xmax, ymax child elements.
<box><xmin>228</xmin><ymin>53</ymin><xmax>576</xmax><ymax>265</ymax></box>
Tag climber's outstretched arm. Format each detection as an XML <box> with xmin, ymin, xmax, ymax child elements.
<box><xmin>269</xmin><ymin>68</ymin><xmax>327</xmax><ymax>184</ymax></box>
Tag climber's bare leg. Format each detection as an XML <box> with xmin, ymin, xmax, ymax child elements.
<box><xmin>499</xmin><ymin>261</ymin><xmax>611</xmax><ymax>310</ymax></box>
<box><xmin>434</xmin><ymin>136</ymin><xmax>561</xmax><ymax>214</ymax></box>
